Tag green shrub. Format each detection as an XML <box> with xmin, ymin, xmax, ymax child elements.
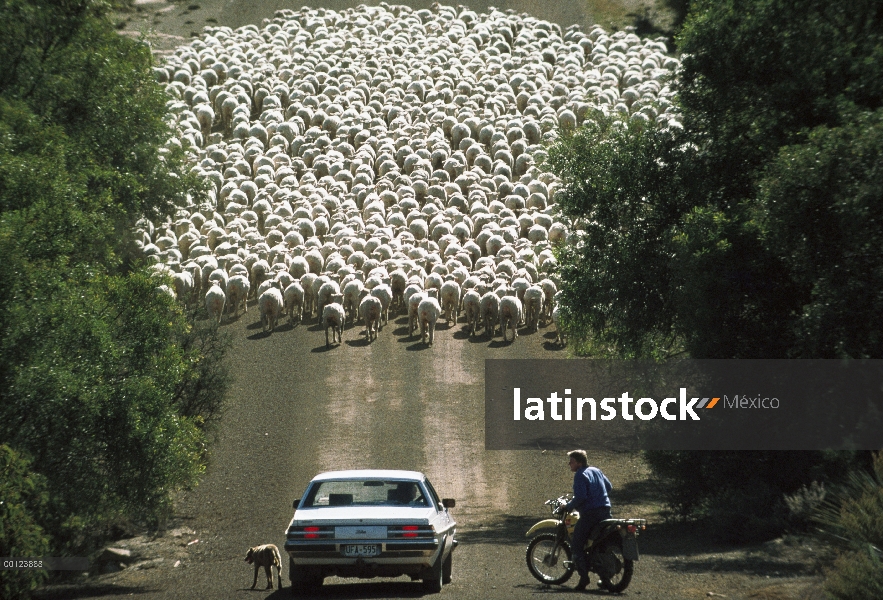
<box><xmin>0</xmin><ymin>445</ymin><xmax>50</xmax><ymax>600</ymax></box>
<box><xmin>816</xmin><ymin>452</ymin><xmax>883</xmax><ymax>598</ymax></box>
<box><xmin>824</xmin><ymin>548</ymin><xmax>883</xmax><ymax>600</ymax></box>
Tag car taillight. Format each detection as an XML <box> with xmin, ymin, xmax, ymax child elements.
<box><xmin>627</xmin><ymin>524</ymin><xmax>637</xmax><ymax>534</ymax></box>
<box><xmin>402</xmin><ymin>525</ymin><xmax>419</xmax><ymax>538</ymax></box>
<box><xmin>304</xmin><ymin>526</ymin><xmax>320</xmax><ymax>539</ymax></box>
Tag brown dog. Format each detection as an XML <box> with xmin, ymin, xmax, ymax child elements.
<box><xmin>244</xmin><ymin>544</ymin><xmax>282</xmax><ymax>590</ymax></box>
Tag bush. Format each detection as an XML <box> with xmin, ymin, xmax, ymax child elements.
<box><xmin>645</xmin><ymin>450</ymin><xmax>865</xmax><ymax>542</ymax></box>
<box><xmin>0</xmin><ymin>445</ymin><xmax>50</xmax><ymax>600</ymax></box>
<box><xmin>815</xmin><ymin>452</ymin><xmax>883</xmax><ymax>598</ymax></box>
<box><xmin>824</xmin><ymin>548</ymin><xmax>883</xmax><ymax>600</ymax></box>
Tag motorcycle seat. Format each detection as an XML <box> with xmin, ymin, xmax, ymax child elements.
<box><xmin>588</xmin><ymin>519</ymin><xmax>623</xmax><ymax>541</ymax></box>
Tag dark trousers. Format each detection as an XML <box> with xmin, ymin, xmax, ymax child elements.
<box><xmin>571</xmin><ymin>506</ymin><xmax>612</xmax><ymax>578</ymax></box>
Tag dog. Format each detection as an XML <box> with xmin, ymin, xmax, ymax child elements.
<box><xmin>244</xmin><ymin>544</ymin><xmax>282</xmax><ymax>590</ymax></box>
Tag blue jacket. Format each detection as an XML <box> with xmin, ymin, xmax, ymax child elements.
<box><xmin>565</xmin><ymin>466</ymin><xmax>612</xmax><ymax>514</ymax></box>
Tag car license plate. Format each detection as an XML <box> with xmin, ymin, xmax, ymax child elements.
<box><xmin>343</xmin><ymin>544</ymin><xmax>380</xmax><ymax>557</ymax></box>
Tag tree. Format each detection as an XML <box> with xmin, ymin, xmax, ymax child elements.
<box><xmin>546</xmin><ymin>0</ymin><xmax>883</xmax><ymax>547</ymax></box>
<box><xmin>550</xmin><ymin>0</ymin><xmax>883</xmax><ymax>359</ymax></box>
<box><xmin>0</xmin><ymin>0</ymin><xmax>229</xmax><ymax>559</ymax></box>
<box><xmin>0</xmin><ymin>445</ymin><xmax>50</xmax><ymax>600</ymax></box>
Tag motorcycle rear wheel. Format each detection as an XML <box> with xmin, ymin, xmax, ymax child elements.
<box><xmin>525</xmin><ymin>532</ymin><xmax>574</xmax><ymax>585</ymax></box>
<box><xmin>597</xmin><ymin>542</ymin><xmax>634</xmax><ymax>593</ymax></box>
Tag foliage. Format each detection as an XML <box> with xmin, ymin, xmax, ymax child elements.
<box><xmin>824</xmin><ymin>549</ymin><xmax>883</xmax><ymax>600</ymax></box>
<box><xmin>815</xmin><ymin>452</ymin><xmax>883</xmax><ymax>599</ymax></box>
<box><xmin>784</xmin><ymin>481</ymin><xmax>826</xmax><ymax>531</ymax></box>
<box><xmin>548</xmin><ymin>115</ymin><xmax>691</xmax><ymax>358</ymax></box>
<box><xmin>0</xmin><ymin>0</ymin><xmax>228</xmax><ymax>566</ymax></box>
<box><xmin>549</xmin><ymin>0</ymin><xmax>883</xmax><ymax>360</ymax></box>
<box><xmin>547</xmin><ymin>0</ymin><xmax>883</xmax><ymax>547</ymax></box>
<box><xmin>0</xmin><ymin>445</ymin><xmax>50</xmax><ymax>600</ymax></box>
<box><xmin>644</xmin><ymin>450</ymin><xmax>863</xmax><ymax>542</ymax></box>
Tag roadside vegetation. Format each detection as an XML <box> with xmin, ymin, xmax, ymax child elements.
<box><xmin>0</xmin><ymin>1</ymin><xmax>230</xmax><ymax>597</ymax></box>
<box><xmin>546</xmin><ymin>0</ymin><xmax>883</xmax><ymax>595</ymax></box>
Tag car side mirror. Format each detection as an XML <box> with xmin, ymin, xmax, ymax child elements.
<box><xmin>294</xmin><ymin>493</ymin><xmax>304</xmax><ymax>509</ymax></box>
<box><xmin>442</xmin><ymin>498</ymin><xmax>456</xmax><ymax>509</ymax></box>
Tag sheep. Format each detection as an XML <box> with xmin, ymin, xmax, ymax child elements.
<box><xmin>342</xmin><ymin>279</ymin><xmax>364</xmax><ymax>324</ymax></box>
<box><xmin>172</xmin><ymin>271</ymin><xmax>194</xmax><ymax>306</ymax></box>
<box><xmin>480</xmin><ymin>291</ymin><xmax>500</xmax><ymax>338</ymax></box>
<box><xmin>227</xmin><ymin>274</ymin><xmax>250</xmax><ymax>316</ymax></box>
<box><xmin>316</xmin><ymin>280</ymin><xmax>341</xmax><ymax>323</ymax></box>
<box><xmin>300</xmin><ymin>273</ymin><xmax>318</xmax><ymax>318</ymax></box>
<box><xmin>205</xmin><ymin>283</ymin><xmax>226</xmax><ymax>324</ymax></box>
<box><xmin>283</xmin><ymin>281</ymin><xmax>304</xmax><ymax>324</ymax></box>
<box><xmin>389</xmin><ymin>269</ymin><xmax>408</xmax><ymax>314</ymax></box>
<box><xmin>439</xmin><ymin>279</ymin><xmax>461</xmax><ymax>326</ymax></box>
<box><xmin>258</xmin><ymin>287</ymin><xmax>284</xmax><ymax>333</ymax></box>
<box><xmin>208</xmin><ymin>267</ymin><xmax>229</xmax><ymax>293</ymax></box>
<box><xmin>539</xmin><ymin>278</ymin><xmax>558</xmax><ymax>324</ymax></box>
<box><xmin>358</xmin><ymin>293</ymin><xmax>382</xmax><ymax>341</ymax></box>
<box><xmin>147</xmin><ymin>4</ymin><xmax>683</xmax><ymax>360</ymax></box>
<box><xmin>462</xmin><ymin>289</ymin><xmax>482</xmax><ymax>336</ymax></box>
<box><xmin>418</xmin><ymin>290</ymin><xmax>442</xmax><ymax>347</ymax></box>
<box><xmin>322</xmin><ymin>294</ymin><xmax>345</xmax><ymax>348</ymax></box>
<box><xmin>523</xmin><ymin>285</ymin><xmax>545</xmax><ymax>332</ymax></box>
<box><xmin>408</xmin><ymin>291</ymin><xmax>427</xmax><ymax>338</ymax></box>
<box><xmin>370</xmin><ymin>283</ymin><xmax>393</xmax><ymax>328</ymax></box>
<box><xmin>499</xmin><ymin>294</ymin><xmax>523</xmax><ymax>342</ymax></box>
<box><xmin>552</xmin><ymin>305</ymin><xmax>567</xmax><ymax>347</ymax></box>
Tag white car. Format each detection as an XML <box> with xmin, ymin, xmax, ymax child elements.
<box><xmin>284</xmin><ymin>469</ymin><xmax>458</xmax><ymax>593</ymax></box>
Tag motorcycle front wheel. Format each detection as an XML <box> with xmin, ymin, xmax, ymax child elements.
<box><xmin>525</xmin><ymin>532</ymin><xmax>574</xmax><ymax>585</ymax></box>
<box><xmin>597</xmin><ymin>542</ymin><xmax>634</xmax><ymax>593</ymax></box>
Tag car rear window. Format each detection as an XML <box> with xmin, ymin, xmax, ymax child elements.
<box><xmin>302</xmin><ymin>480</ymin><xmax>429</xmax><ymax>507</ymax></box>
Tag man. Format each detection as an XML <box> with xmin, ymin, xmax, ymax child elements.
<box><xmin>562</xmin><ymin>449</ymin><xmax>612</xmax><ymax>591</ymax></box>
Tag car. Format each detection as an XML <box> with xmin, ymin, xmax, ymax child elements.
<box><xmin>284</xmin><ymin>469</ymin><xmax>458</xmax><ymax>593</ymax></box>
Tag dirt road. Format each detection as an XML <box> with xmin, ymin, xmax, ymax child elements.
<box><xmin>36</xmin><ymin>310</ymin><xmax>825</xmax><ymax>600</ymax></box>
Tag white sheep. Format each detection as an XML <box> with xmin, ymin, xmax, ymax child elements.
<box><xmin>370</xmin><ymin>283</ymin><xmax>393</xmax><ymax>328</ymax></box>
<box><xmin>358</xmin><ymin>293</ymin><xmax>382</xmax><ymax>342</ymax></box>
<box><xmin>523</xmin><ymin>285</ymin><xmax>545</xmax><ymax>332</ymax></box>
<box><xmin>408</xmin><ymin>291</ymin><xmax>427</xmax><ymax>338</ymax></box>
<box><xmin>322</xmin><ymin>294</ymin><xmax>345</xmax><ymax>348</ymax></box>
<box><xmin>300</xmin><ymin>273</ymin><xmax>318</xmax><ymax>318</ymax></box>
<box><xmin>462</xmin><ymin>289</ymin><xmax>482</xmax><ymax>337</ymax></box>
<box><xmin>316</xmin><ymin>280</ymin><xmax>341</xmax><ymax>323</ymax></box>
<box><xmin>480</xmin><ymin>291</ymin><xmax>500</xmax><ymax>338</ymax></box>
<box><xmin>259</xmin><ymin>287</ymin><xmax>284</xmax><ymax>333</ymax></box>
<box><xmin>499</xmin><ymin>295</ymin><xmax>523</xmax><ymax>342</ymax></box>
<box><xmin>342</xmin><ymin>279</ymin><xmax>364</xmax><ymax>324</ymax></box>
<box><xmin>283</xmin><ymin>281</ymin><xmax>304</xmax><ymax>324</ymax></box>
<box><xmin>552</xmin><ymin>305</ymin><xmax>567</xmax><ymax>347</ymax></box>
<box><xmin>172</xmin><ymin>271</ymin><xmax>193</xmax><ymax>306</ymax></box>
<box><xmin>227</xmin><ymin>274</ymin><xmax>250</xmax><ymax>317</ymax></box>
<box><xmin>539</xmin><ymin>278</ymin><xmax>558</xmax><ymax>324</ymax></box>
<box><xmin>439</xmin><ymin>279</ymin><xmax>461</xmax><ymax>326</ymax></box>
<box><xmin>418</xmin><ymin>291</ymin><xmax>442</xmax><ymax>347</ymax></box>
<box><xmin>205</xmin><ymin>283</ymin><xmax>226</xmax><ymax>324</ymax></box>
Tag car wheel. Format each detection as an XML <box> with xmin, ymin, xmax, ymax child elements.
<box><xmin>422</xmin><ymin>549</ymin><xmax>443</xmax><ymax>593</ymax></box>
<box><xmin>442</xmin><ymin>548</ymin><xmax>452</xmax><ymax>585</ymax></box>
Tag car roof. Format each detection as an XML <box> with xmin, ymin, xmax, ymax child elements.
<box><xmin>309</xmin><ymin>469</ymin><xmax>426</xmax><ymax>482</ymax></box>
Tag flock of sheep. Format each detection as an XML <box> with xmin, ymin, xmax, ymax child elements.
<box><xmin>142</xmin><ymin>2</ymin><xmax>680</xmax><ymax>349</ymax></box>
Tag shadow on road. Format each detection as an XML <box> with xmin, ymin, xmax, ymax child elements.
<box><xmin>456</xmin><ymin>515</ymin><xmax>540</xmax><ymax>545</ymax></box>
<box><xmin>34</xmin><ymin>583</ymin><xmax>156</xmax><ymax>599</ymax></box>
<box><xmin>264</xmin><ymin>580</ymin><xmax>431</xmax><ymax>599</ymax></box>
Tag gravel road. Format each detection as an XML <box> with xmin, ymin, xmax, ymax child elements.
<box><xmin>36</xmin><ymin>310</ymin><xmax>825</xmax><ymax>600</ymax></box>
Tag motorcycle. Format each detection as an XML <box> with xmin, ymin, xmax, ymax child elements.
<box><xmin>525</xmin><ymin>494</ymin><xmax>646</xmax><ymax>592</ymax></box>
